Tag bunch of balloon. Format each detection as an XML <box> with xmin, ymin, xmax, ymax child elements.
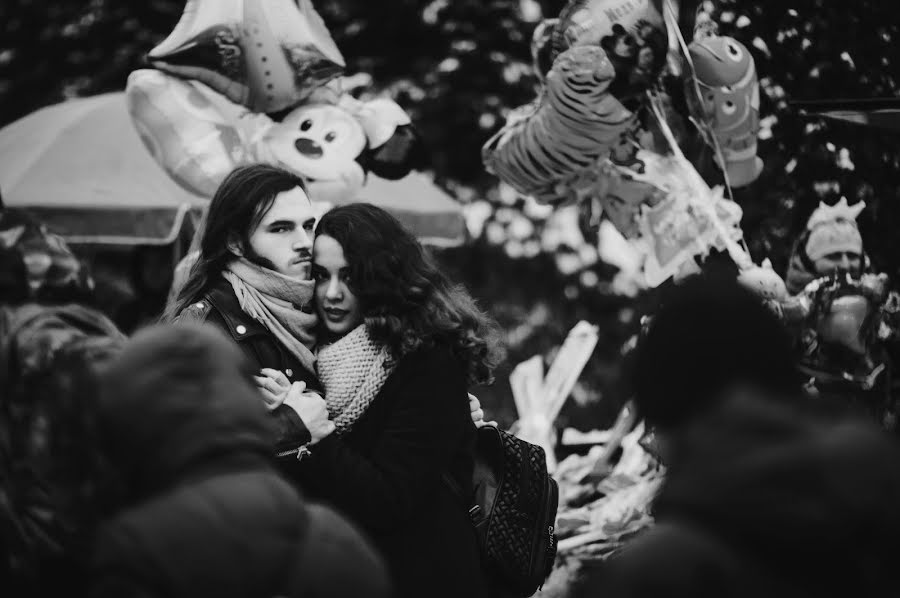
<box><xmin>483</xmin><ymin>0</ymin><xmax>769</xmax><ymax>289</ymax></box>
<box><xmin>126</xmin><ymin>0</ymin><xmax>425</xmax><ymax>204</ymax></box>
<box><xmin>483</xmin><ymin>0</ymin><xmax>672</xmax><ymax>231</ymax></box>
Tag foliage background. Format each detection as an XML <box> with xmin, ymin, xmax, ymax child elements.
<box><xmin>2</xmin><ymin>0</ymin><xmax>899</xmax><ymax>430</ymax></box>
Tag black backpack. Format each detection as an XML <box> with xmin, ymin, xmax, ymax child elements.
<box><xmin>446</xmin><ymin>426</ymin><xmax>559</xmax><ymax>597</ymax></box>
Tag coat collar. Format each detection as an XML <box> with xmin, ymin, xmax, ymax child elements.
<box><xmin>205</xmin><ymin>277</ymin><xmax>269</xmax><ymax>341</ymax></box>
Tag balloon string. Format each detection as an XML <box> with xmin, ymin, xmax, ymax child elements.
<box><xmin>663</xmin><ymin>0</ymin><xmax>735</xmax><ymax>201</ymax></box>
<box><xmin>646</xmin><ymin>90</ymin><xmax>752</xmax><ymax>270</ymax></box>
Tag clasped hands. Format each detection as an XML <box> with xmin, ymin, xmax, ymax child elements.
<box><xmin>255</xmin><ymin>368</ymin><xmax>334</xmax><ymax>444</ymax></box>
<box><xmin>255</xmin><ymin>368</ymin><xmax>496</xmax><ymax>444</ymax></box>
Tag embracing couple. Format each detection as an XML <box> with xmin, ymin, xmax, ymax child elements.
<box><xmin>164</xmin><ymin>164</ymin><xmax>503</xmax><ymax>598</ymax></box>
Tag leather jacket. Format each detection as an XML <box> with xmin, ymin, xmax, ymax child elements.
<box><xmin>176</xmin><ymin>277</ymin><xmax>319</xmax><ymax>457</ymax></box>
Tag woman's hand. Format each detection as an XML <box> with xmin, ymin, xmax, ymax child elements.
<box><xmin>469</xmin><ymin>393</ymin><xmax>497</xmax><ymax>429</ymax></box>
<box><xmin>254</xmin><ymin>368</ymin><xmax>294</xmax><ymax>410</ymax></box>
<box><xmin>283</xmin><ymin>383</ymin><xmax>335</xmax><ymax>444</ymax></box>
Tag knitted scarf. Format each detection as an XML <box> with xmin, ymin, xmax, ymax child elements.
<box><xmin>316</xmin><ymin>324</ymin><xmax>396</xmax><ymax>435</ymax></box>
<box><xmin>222</xmin><ymin>258</ymin><xmax>317</xmax><ymax>374</ymax></box>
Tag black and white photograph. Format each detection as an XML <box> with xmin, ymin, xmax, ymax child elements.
<box><xmin>2</xmin><ymin>1</ymin><xmax>900</xmax><ymax>597</ymax></box>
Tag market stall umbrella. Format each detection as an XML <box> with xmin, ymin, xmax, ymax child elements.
<box><xmin>0</xmin><ymin>92</ymin><xmax>466</xmax><ymax>246</ymax></box>
<box><xmin>791</xmin><ymin>97</ymin><xmax>900</xmax><ymax>132</ymax></box>
<box><xmin>0</xmin><ymin>92</ymin><xmax>204</xmax><ymax>245</ymax></box>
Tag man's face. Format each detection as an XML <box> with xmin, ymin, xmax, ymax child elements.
<box><xmin>245</xmin><ymin>187</ymin><xmax>316</xmax><ymax>279</ymax></box>
<box><xmin>813</xmin><ymin>250</ymin><xmax>862</xmax><ymax>278</ymax></box>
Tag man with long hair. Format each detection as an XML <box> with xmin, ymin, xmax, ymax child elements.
<box><xmin>164</xmin><ymin>164</ymin><xmax>334</xmax><ymax>457</ymax></box>
<box><xmin>165</xmin><ymin>164</ymin><xmax>489</xmax><ymax>462</ymax></box>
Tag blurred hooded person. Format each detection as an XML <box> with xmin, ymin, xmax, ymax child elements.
<box><xmin>601</xmin><ymin>275</ymin><xmax>900</xmax><ymax>598</ymax></box>
<box><xmin>88</xmin><ymin>324</ymin><xmax>389</xmax><ymax>598</ymax></box>
<box><xmin>1</xmin><ymin>336</ymin><xmax>124</xmax><ymax>596</ymax></box>
<box><xmin>0</xmin><ymin>205</ymin><xmax>125</xmax><ymax>594</ymax></box>
<box><xmin>0</xmin><ymin>206</ymin><xmax>95</xmax><ymax>306</ymax></box>
<box><xmin>630</xmin><ymin>274</ymin><xmax>802</xmax><ymax>436</ymax></box>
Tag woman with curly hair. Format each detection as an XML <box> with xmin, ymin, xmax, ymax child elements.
<box><xmin>282</xmin><ymin>203</ymin><xmax>503</xmax><ymax>598</ymax></box>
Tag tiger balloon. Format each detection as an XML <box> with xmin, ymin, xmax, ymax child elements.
<box><xmin>482</xmin><ymin>45</ymin><xmax>636</xmax><ymax>205</ymax></box>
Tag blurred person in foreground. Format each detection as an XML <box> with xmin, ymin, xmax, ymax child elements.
<box><xmin>89</xmin><ymin>324</ymin><xmax>389</xmax><ymax>598</ymax></box>
<box><xmin>1</xmin><ymin>336</ymin><xmax>123</xmax><ymax>596</ymax></box>
<box><xmin>601</xmin><ymin>275</ymin><xmax>900</xmax><ymax>598</ymax></box>
<box><xmin>1</xmin><ymin>204</ymin><xmax>126</xmax><ymax>593</ymax></box>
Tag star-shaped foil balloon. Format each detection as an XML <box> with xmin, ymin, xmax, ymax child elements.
<box><xmin>148</xmin><ymin>0</ymin><xmax>345</xmax><ymax>114</ymax></box>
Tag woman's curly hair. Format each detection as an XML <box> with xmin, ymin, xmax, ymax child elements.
<box><xmin>315</xmin><ymin>204</ymin><xmax>503</xmax><ymax>386</ymax></box>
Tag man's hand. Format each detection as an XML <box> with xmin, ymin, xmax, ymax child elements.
<box><xmin>469</xmin><ymin>393</ymin><xmax>497</xmax><ymax>428</ymax></box>
<box><xmin>254</xmin><ymin>368</ymin><xmax>294</xmax><ymax>410</ymax></box>
<box><xmin>283</xmin><ymin>383</ymin><xmax>335</xmax><ymax>444</ymax></box>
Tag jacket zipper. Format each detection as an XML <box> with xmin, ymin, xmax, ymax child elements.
<box><xmin>530</xmin><ymin>477</ymin><xmax>558</xmax><ymax>587</ymax></box>
<box><xmin>276</xmin><ymin>445</ymin><xmax>311</xmax><ymax>460</ymax></box>
<box><xmin>528</xmin><ymin>475</ymin><xmax>549</xmax><ymax>580</ymax></box>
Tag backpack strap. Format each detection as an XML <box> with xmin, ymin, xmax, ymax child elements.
<box><xmin>443</xmin><ymin>471</ymin><xmax>483</xmax><ymax>521</ymax></box>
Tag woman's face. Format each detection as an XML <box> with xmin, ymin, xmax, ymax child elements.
<box><xmin>313</xmin><ymin>234</ymin><xmax>363</xmax><ymax>338</ymax></box>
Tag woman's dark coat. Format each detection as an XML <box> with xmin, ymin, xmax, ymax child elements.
<box><xmin>287</xmin><ymin>344</ymin><xmax>492</xmax><ymax>598</ymax></box>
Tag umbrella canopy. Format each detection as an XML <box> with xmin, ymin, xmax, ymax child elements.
<box><xmin>0</xmin><ymin>93</ymin><xmax>466</xmax><ymax>246</ymax></box>
<box><xmin>0</xmin><ymin>93</ymin><xmax>204</xmax><ymax>245</ymax></box>
<box><xmin>791</xmin><ymin>97</ymin><xmax>900</xmax><ymax>132</ymax></box>
<box><xmin>353</xmin><ymin>172</ymin><xmax>466</xmax><ymax>247</ymax></box>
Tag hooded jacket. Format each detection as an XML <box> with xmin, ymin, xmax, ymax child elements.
<box><xmin>601</xmin><ymin>390</ymin><xmax>900</xmax><ymax>598</ymax></box>
<box><xmin>89</xmin><ymin>324</ymin><xmax>389</xmax><ymax>598</ymax></box>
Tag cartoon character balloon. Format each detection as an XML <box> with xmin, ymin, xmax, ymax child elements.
<box><xmin>686</xmin><ymin>36</ymin><xmax>763</xmax><ymax>187</ymax></box>
<box><xmin>482</xmin><ymin>46</ymin><xmax>636</xmax><ymax>206</ymax></box>
<box><xmin>551</xmin><ymin>0</ymin><xmax>669</xmax><ymax>106</ymax></box>
<box><xmin>148</xmin><ymin>0</ymin><xmax>345</xmax><ymax>114</ymax></box>
<box><xmin>126</xmin><ymin>69</ymin><xmax>421</xmax><ymax>202</ymax></box>
<box><xmin>260</xmin><ymin>95</ymin><xmax>421</xmax><ymax>193</ymax></box>
<box><xmin>488</xmin><ymin>0</ymin><xmax>674</xmax><ymax>238</ymax></box>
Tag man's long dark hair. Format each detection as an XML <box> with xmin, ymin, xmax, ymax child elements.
<box><xmin>315</xmin><ymin>204</ymin><xmax>503</xmax><ymax>386</ymax></box>
<box><xmin>163</xmin><ymin>164</ymin><xmax>307</xmax><ymax>322</ymax></box>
